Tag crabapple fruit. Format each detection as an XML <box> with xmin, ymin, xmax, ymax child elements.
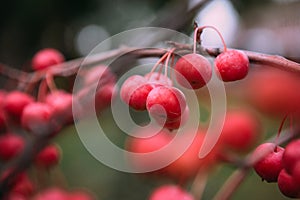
<box><xmin>252</xmin><ymin>143</ymin><xmax>284</xmax><ymax>182</ymax></box>
<box><xmin>21</xmin><ymin>102</ymin><xmax>53</xmax><ymax>134</ymax></box>
<box><xmin>149</xmin><ymin>185</ymin><xmax>194</xmax><ymax>200</ymax></box>
<box><xmin>146</xmin><ymin>86</ymin><xmax>186</xmax><ymax>121</ymax></box>
<box><xmin>120</xmin><ymin>75</ymin><xmax>154</xmax><ymax>111</ymax></box>
<box><xmin>214</xmin><ymin>50</ymin><xmax>249</xmax><ymax>82</ymax></box>
<box><xmin>282</xmin><ymin>139</ymin><xmax>300</xmax><ymax>174</ymax></box>
<box><xmin>35</xmin><ymin>144</ymin><xmax>60</xmax><ymax>168</ymax></box>
<box><xmin>0</xmin><ymin>134</ymin><xmax>25</xmax><ymax>161</ymax></box>
<box><xmin>277</xmin><ymin>169</ymin><xmax>300</xmax><ymax>198</ymax></box>
<box><xmin>3</xmin><ymin>91</ymin><xmax>34</xmax><ymax>121</ymax></box>
<box><xmin>32</xmin><ymin>48</ymin><xmax>64</xmax><ymax>71</ymax></box>
<box><xmin>174</xmin><ymin>53</ymin><xmax>212</xmax><ymax>89</ymax></box>
<box><xmin>218</xmin><ymin>110</ymin><xmax>261</xmax><ymax>152</ymax></box>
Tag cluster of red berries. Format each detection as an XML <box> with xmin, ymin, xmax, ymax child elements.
<box><xmin>0</xmin><ymin>48</ymin><xmax>117</xmax><ymax>199</ymax></box>
<box><xmin>253</xmin><ymin>139</ymin><xmax>300</xmax><ymax>198</ymax></box>
<box><xmin>120</xmin><ymin>26</ymin><xmax>249</xmax><ymax>132</ymax></box>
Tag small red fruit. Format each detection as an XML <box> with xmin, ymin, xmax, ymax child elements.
<box><xmin>95</xmin><ymin>83</ymin><xmax>117</xmax><ymax>112</ymax></box>
<box><xmin>21</xmin><ymin>102</ymin><xmax>53</xmax><ymax>134</ymax></box>
<box><xmin>146</xmin><ymin>86</ymin><xmax>186</xmax><ymax>121</ymax></box>
<box><xmin>0</xmin><ymin>134</ymin><xmax>25</xmax><ymax>161</ymax></box>
<box><xmin>252</xmin><ymin>143</ymin><xmax>284</xmax><ymax>182</ymax></box>
<box><xmin>282</xmin><ymin>139</ymin><xmax>300</xmax><ymax>174</ymax></box>
<box><xmin>120</xmin><ymin>75</ymin><xmax>154</xmax><ymax>111</ymax></box>
<box><xmin>214</xmin><ymin>50</ymin><xmax>249</xmax><ymax>82</ymax></box>
<box><xmin>277</xmin><ymin>169</ymin><xmax>300</xmax><ymax>198</ymax></box>
<box><xmin>84</xmin><ymin>65</ymin><xmax>116</xmax><ymax>86</ymax></box>
<box><xmin>174</xmin><ymin>53</ymin><xmax>212</xmax><ymax>89</ymax></box>
<box><xmin>149</xmin><ymin>185</ymin><xmax>194</xmax><ymax>200</ymax></box>
<box><xmin>45</xmin><ymin>90</ymin><xmax>73</xmax><ymax>123</ymax></box>
<box><xmin>218</xmin><ymin>110</ymin><xmax>261</xmax><ymax>152</ymax></box>
<box><xmin>33</xmin><ymin>187</ymin><xmax>67</xmax><ymax>200</ymax></box>
<box><xmin>3</xmin><ymin>91</ymin><xmax>34</xmax><ymax>121</ymax></box>
<box><xmin>35</xmin><ymin>144</ymin><xmax>60</xmax><ymax>168</ymax></box>
<box><xmin>32</xmin><ymin>48</ymin><xmax>64</xmax><ymax>71</ymax></box>
<box><xmin>67</xmin><ymin>190</ymin><xmax>94</xmax><ymax>200</ymax></box>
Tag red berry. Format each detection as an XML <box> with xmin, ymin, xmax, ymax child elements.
<box><xmin>45</xmin><ymin>90</ymin><xmax>73</xmax><ymax>123</ymax></box>
<box><xmin>214</xmin><ymin>50</ymin><xmax>249</xmax><ymax>82</ymax></box>
<box><xmin>32</xmin><ymin>48</ymin><xmax>64</xmax><ymax>71</ymax></box>
<box><xmin>174</xmin><ymin>53</ymin><xmax>212</xmax><ymax>89</ymax></box>
<box><xmin>35</xmin><ymin>144</ymin><xmax>60</xmax><ymax>168</ymax></box>
<box><xmin>95</xmin><ymin>83</ymin><xmax>117</xmax><ymax>112</ymax></box>
<box><xmin>33</xmin><ymin>187</ymin><xmax>67</xmax><ymax>200</ymax></box>
<box><xmin>165</xmin><ymin>131</ymin><xmax>219</xmax><ymax>181</ymax></box>
<box><xmin>126</xmin><ymin>127</ymin><xmax>173</xmax><ymax>174</ymax></box>
<box><xmin>218</xmin><ymin>110</ymin><xmax>261</xmax><ymax>152</ymax></box>
<box><xmin>149</xmin><ymin>185</ymin><xmax>194</xmax><ymax>200</ymax></box>
<box><xmin>21</xmin><ymin>102</ymin><xmax>53</xmax><ymax>134</ymax></box>
<box><xmin>0</xmin><ymin>90</ymin><xmax>6</xmax><ymax>131</ymax></box>
<box><xmin>0</xmin><ymin>134</ymin><xmax>25</xmax><ymax>161</ymax></box>
<box><xmin>12</xmin><ymin>173</ymin><xmax>35</xmax><ymax>197</ymax></box>
<box><xmin>292</xmin><ymin>161</ymin><xmax>300</xmax><ymax>185</ymax></box>
<box><xmin>252</xmin><ymin>143</ymin><xmax>284</xmax><ymax>182</ymax></box>
<box><xmin>120</xmin><ymin>75</ymin><xmax>154</xmax><ymax>111</ymax></box>
<box><xmin>277</xmin><ymin>169</ymin><xmax>300</xmax><ymax>198</ymax></box>
<box><xmin>146</xmin><ymin>86</ymin><xmax>186</xmax><ymax>121</ymax></box>
<box><xmin>3</xmin><ymin>91</ymin><xmax>34</xmax><ymax>121</ymax></box>
<box><xmin>282</xmin><ymin>139</ymin><xmax>300</xmax><ymax>174</ymax></box>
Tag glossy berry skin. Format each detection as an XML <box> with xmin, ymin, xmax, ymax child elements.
<box><xmin>174</xmin><ymin>53</ymin><xmax>212</xmax><ymax>89</ymax></box>
<box><xmin>146</xmin><ymin>86</ymin><xmax>186</xmax><ymax>121</ymax></box>
<box><xmin>218</xmin><ymin>110</ymin><xmax>260</xmax><ymax>152</ymax></box>
<box><xmin>214</xmin><ymin>50</ymin><xmax>249</xmax><ymax>82</ymax></box>
<box><xmin>120</xmin><ymin>75</ymin><xmax>154</xmax><ymax>111</ymax></box>
<box><xmin>149</xmin><ymin>185</ymin><xmax>194</xmax><ymax>200</ymax></box>
<box><xmin>21</xmin><ymin>103</ymin><xmax>53</xmax><ymax>134</ymax></box>
<box><xmin>0</xmin><ymin>91</ymin><xmax>6</xmax><ymax>131</ymax></box>
<box><xmin>35</xmin><ymin>144</ymin><xmax>60</xmax><ymax>168</ymax></box>
<box><xmin>252</xmin><ymin>143</ymin><xmax>284</xmax><ymax>182</ymax></box>
<box><xmin>3</xmin><ymin>91</ymin><xmax>34</xmax><ymax>121</ymax></box>
<box><xmin>45</xmin><ymin>90</ymin><xmax>73</xmax><ymax>123</ymax></box>
<box><xmin>0</xmin><ymin>134</ymin><xmax>24</xmax><ymax>160</ymax></box>
<box><xmin>277</xmin><ymin>169</ymin><xmax>300</xmax><ymax>198</ymax></box>
<box><xmin>32</xmin><ymin>48</ymin><xmax>64</xmax><ymax>71</ymax></box>
<box><xmin>282</xmin><ymin>139</ymin><xmax>300</xmax><ymax>174</ymax></box>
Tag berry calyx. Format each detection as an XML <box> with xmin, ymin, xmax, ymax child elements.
<box><xmin>0</xmin><ymin>134</ymin><xmax>25</xmax><ymax>161</ymax></box>
<box><xmin>32</xmin><ymin>48</ymin><xmax>64</xmax><ymax>71</ymax></box>
<box><xmin>214</xmin><ymin>49</ymin><xmax>249</xmax><ymax>82</ymax></box>
<box><xmin>149</xmin><ymin>185</ymin><xmax>194</xmax><ymax>200</ymax></box>
<box><xmin>35</xmin><ymin>144</ymin><xmax>61</xmax><ymax>168</ymax></box>
<box><xmin>252</xmin><ymin>143</ymin><xmax>284</xmax><ymax>182</ymax></box>
<box><xmin>174</xmin><ymin>53</ymin><xmax>212</xmax><ymax>89</ymax></box>
<box><xmin>146</xmin><ymin>86</ymin><xmax>187</xmax><ymax>121</ymax></box>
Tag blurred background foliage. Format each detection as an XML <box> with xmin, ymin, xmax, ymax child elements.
<box><xmin>1</xmin><ymin>0</ymin><xmax>300</xmax><ymax>199</ymax></box>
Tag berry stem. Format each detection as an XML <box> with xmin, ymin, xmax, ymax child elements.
<box><xmin>45</xmin><ymin>72</ymin><xmax>57</xmax><ymax>92</ymax></box>
<box><xmin>194</xmin><ymin>25</ymin><xmax>227</xmax><ymax>53</ymax></box>
<box><xmin>164</xmin><ymin>48</ymin><xmax>175</xmax><ymax>85</ymax></box>
<box><xmin>274</xmin><ymin>113</ymin><xmax>289</xmax><ymax>147</ymax></box>
<box><xmin>190</xmin><ymin>169</ymin><xmax>208</xmax><ymax>200</ymax></box>
<box><xmin>147</xmin><ymin>51</ymin><xmax>170</xmax><ymax>80</ymax></box>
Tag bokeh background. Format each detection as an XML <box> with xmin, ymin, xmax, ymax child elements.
<box><xmin>1</xmin><ymin>0</ymin><xmax>300</xmax><ymax>199</ymax></box>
